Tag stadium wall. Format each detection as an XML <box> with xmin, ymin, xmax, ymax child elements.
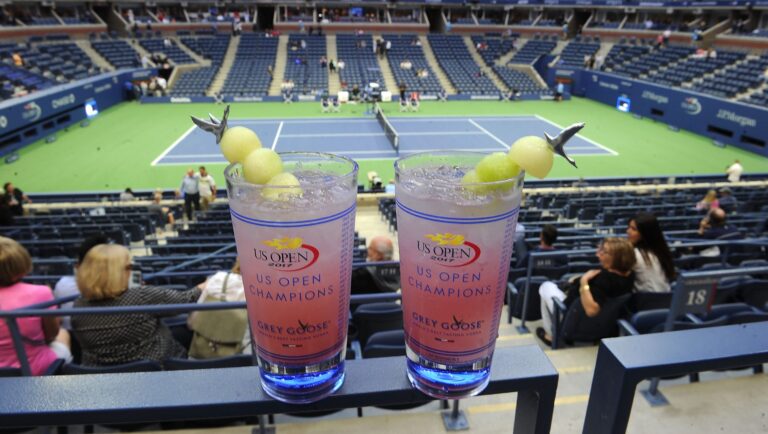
<box><xmin>546</xmin><ymin>68</ymin><xmax>768</xmax><ymax>158</ymax></box>
<box><xmin>0</xmin><ymin>69</ymin><xmax>154</xmax><ymax>157</ymax></box>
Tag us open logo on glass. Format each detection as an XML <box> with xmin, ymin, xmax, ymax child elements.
<box><xmin>417</xmin><ymin>233</ymin><xmax>481</xmax><ymax>267</ymax></box>
<box><xmin>256</xmin><ymin>237</ymin><xmax>319</xmax><ymax>272</ymax></box>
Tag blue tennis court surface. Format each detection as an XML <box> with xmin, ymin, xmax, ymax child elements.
<box><xmin>152</xmin><ymin>115</ymin><xmax>617</xmax><ymax>166</ymax></box>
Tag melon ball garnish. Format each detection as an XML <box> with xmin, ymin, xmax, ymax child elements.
<box><xmin>508</xmin><ymin>136</ymin><xmax>553</xmax><ymax>179</ymax></box>
<box><xmin>242</xmin><ymin>148</ymin><xmax>283</xmax><ymax>185</ymax></box>
<box><xmin>262</xmin><ymin>172</ymin><xmax>303</xmax><ymax>201</ymax></box>
<box><xmin>475</xmin><ymin>152</ymin><xmax>521</xmax><ymax>188</ymax></box>
<box><xmin>460</xmin><ymin>169</ymin><xmax>489</xmax><ymax>194</ymax></box>
<box><xmin>220</xmin><ymin>126</ymin><xmax>262</xmax><ymax>163</ymax></box>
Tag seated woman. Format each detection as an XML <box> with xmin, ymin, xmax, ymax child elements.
<box><xmin>627</xmin><ymin>213</ymin><xmax>675</xmax><ymax>293</ymax></box>
<box><xmin>0</xmin><ymin>237</ymin><xmax>72</xmax><ymax>374</ymax></box>
<box><xmin>536</xmin><ymin>237</ymin><xmax>636</xmax><ymax>346</ymax></box>
<box><xmin>72</xmin><ymin>244</ymin><xmax>201</xmax><ymax>366</ymax></box>
<box><xmin>695</xmin><ymin>189</ymin><xmax>719</xmax><ymax>212</ymax></box>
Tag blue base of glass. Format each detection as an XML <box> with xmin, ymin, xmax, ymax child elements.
<box><xmin>407</xmin><ymin>359</ymin><xmax>490</xmax><ymax>400</ymax></box>
<box><xmin>260</xmin><ymin>361</ymin><xmax>345</xmax><ymax>404</ymax></box>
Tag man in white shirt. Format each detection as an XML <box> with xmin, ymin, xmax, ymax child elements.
<box><xmin>198</xmin><ymin>166</ymin><xmax>216</xmax><ymax>210</ymax></box>
<box><xmin>725</xmin><ymin>159</ymin><xmax>743</xmax><ymax>183</ymax></box>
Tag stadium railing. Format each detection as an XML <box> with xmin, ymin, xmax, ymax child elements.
<box><xmin>0</xmin><ymin>296</ymin><xmax>558</xmax><ymax>434</ymax></box>
<box><xmin>582</xmin><ymin>321</ymin><xmax>768</xmax><ymax>434</ymax></box>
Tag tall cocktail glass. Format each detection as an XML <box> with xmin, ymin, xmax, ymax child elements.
<box><xmin>225</xmin><ymin>152</ymin><xmax>358</xmax><ymax>403</ymax></box>
<box><xmin>395</xmin><ymin>151</ymin><xmax>524</xmax><ymax>399</ymax></box>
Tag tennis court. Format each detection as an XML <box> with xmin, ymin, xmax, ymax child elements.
<box><xmin>152</xmin><ymin>114</ymin><xmax>616</xmax><ymax>166</ymax></box>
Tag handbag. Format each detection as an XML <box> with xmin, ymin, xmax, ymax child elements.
<box><xmin>188</xmin><ymin>273</ymin><xmax>249</xmax><ymax>359</ymax></box>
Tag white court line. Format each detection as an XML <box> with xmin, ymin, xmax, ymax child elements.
<box><xmin>272</xmin><ymin>121</ymin><xmax>284</xmax><ymax>150</ymax></box>
<box><xmin>468</xmin><ymin>119</ymin><xmax>510</xmax><ymax>149</ymax></box>
<box><xmin>533</xmin><ymin>115</ymin><xmax>619</xmax><ymax>156</ymax></box>
<box><xmin>151</xmin><ymin>125</ymin><xmax>196</xmax><ymax>166</ymax></box>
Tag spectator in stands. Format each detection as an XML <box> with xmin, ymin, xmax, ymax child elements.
<box><xmin>351</xmin><ymin>236</ymin><xmax>399</xmax><ymax>294</ymax></box>
<box><xmin>177</xmin><ymin>168</ymin><xmax>200</xmax><ymax>221</ymax></box>
<box><xmin>53</xmin><ymin>234</ymin><xmax>111</xmax><ymax>330</ymax></box>
<box><xmin>0</xmin><ymin>237</ymin><xmax>73</xmax><ymax>375</ymax></box>
<box><xmin>148</xmin><ymin>189</ymin><xmax>176</xmax><ymax>230</ymax></box>
<box><xmin>319</xmin><ymin>56</ymin><xmax>327</xmax><ymax>68</ymax></box>
<box><xmin>72</xmin><ymin>244</ymin><xmax>201</xmax><ymax>366</ymax></box>
<box><xmin>655</xmin><ymin>34</ymin><xmax>664</xmax><ymax>49</ymax></box>
<box><xmin>536</xmin><ymin>237</ymin><xmax>636</xmax><ymax>346</ymax></box>
<box><xmin>626</xmin><ymin>213</ymin><xmax>675</xmax><ymax>293</ymax></box>
<box><xmin>663</xmin><ymin>28</ymin><xmax>671</xmax><ymax>45</ymax></box>
<box><xmin>725</xmin><ymin>159</ymin><xmax>743</xmax><ymax>182</ymax></box>
<box><xmin>696</xmin><ymin>189</ymin><xmax>719</xmax><ymax>212</ymax></box>
<box><xmin>119</xmin><ymin>188</ymin><xmax>135</xmax><ymax>202</ymax></box>
<box><xmin>329</xmin><ymin>59</ymin><xmax>336</xmax><ymax>73</ymax></box>
<box><xmin>698</xmin><ymin>208</ymin><xmax>740</xmax><ymax>240</ymax></box>
<box><xmin>398</xmin><ymin>82</ymin><xmax>407</xmax><ymax>101</ymax></box>
<box><xmin>3</xmin><ymin>182</ymin><xmax>30</xmax><ymax>216</ymax></box>
<box><xmin>188</xmin><ymin>259</ymin><xmax>249</xmax><ymax>358</ymax></box>
<box><xmin>400</xmin><ymin>59</ymin><xmax>412</xmax><ymax>70</ymax></box>
<box><xmin>517</xmin><ymin>224</ymin><xmax>567</xmax><ymax>269</ymax></box>
<box><xmin>12</xmin><ymin>52</ymin><xmax>23</xmax><ymax>67</ymax></box>
<box><xmin>337</xmin><ymin>59</ymin><xmax>345</xmax><ymax>71</ymax></box>
<box><xmin>197</xmin><ymin>166</ymin><xmax>216</xmax><ymax>211</ymax></box>
<box><xmin>717</xmin><ymin>187</ymin><xmax>738</xmax><ymax>214</ymax></box>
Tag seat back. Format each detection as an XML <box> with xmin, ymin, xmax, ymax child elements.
<box><xmin>62</xmin><ymin>360</ymin><xmax>163</xmax><ymax>375</ymax></box>
<box><xmin>628</xmin><ymin>292</ymin><xmax>672</xmax><ymax>313</ymax></box>
<box><xmin>630</xmin><ymin>308</ymin><xmax>672</xmax><ymax>334</ymax></box>
<box><xmin>164</xmin><ymin>355</ymin><xmax>252</xmax><ymax>370</ymax></box>
<box><xmin>510</xmin><ymin>276</ymin><xmax>548</xmax><ymax>321</ymax></box>
<box><xmin>561</xmin><ymin>293</ymin><xmax>632</xmax><ymax>343</ymax></box>
<box><xmin>352</xmin><ymin>302</ymin><xmax>403</xmax><ymax>348</ymax></box>
<box><xmin>0</xmin><ymin>367</ymin><xmax>22</xmax><ymax>378</ymax></box>
<box><xmin>727</xmin><ymin>311</ymin><xmax>768</xmax><ymax>324</ymax></box>
<box><xmin>740</xmin><ymin>279</ymin><xmax>768</xmax><ymax>308</ymax></box>
<box><xmin>362</xmin><ymin>330</ymin><xmax>406</xmax><ymax>358</ymax></box>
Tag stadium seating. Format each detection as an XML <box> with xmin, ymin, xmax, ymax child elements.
<box><xmin>492</xmin><ymin>66</ymin><xmax>552</xmax><ymax>96</ymax></box>
<box><xmin>283</xmin><ymin>34</ymin><xmax>328</xmax><ymax>95</ymax></box>
<box><xmin>0</xmin><ymin>40</ymin><xmax>99</xmax><ymax>90</ymax></box>
<box><xmin>91</xmin><ymin>39</ymin><xmax>140</xmax><ymax>69</ymax></box>
<box><xmin>220</xmin><ymin>33</ymin><xmax>277</xmax><ymax>97</ymax></box>
<box><xmin>172</xmin><ymin>33</ymin><xmax>230</xmax><ymax>97</ymax></box>
<box><xmin>336</xmin><ymin>34</ymin><xmax>385</xmax><ymax>92</ymax></box>
<box><xmin>0</xmin><ymin>64</ymin><xmax>55</xmax><ymax>99</ymax></box>
<box><xmin>383</xmin><ymin>34</ymin><xmax>444</xmax><ymax>96</ymax></box>
<box><xmin>557</xmin><ymin>39</ymin><xmax>601</xmax><ymax>68</ymax></box>
<box><xmin>691</xmin><ymin>54</ymin><xmax>768</xmax><ymax>104</ymax></box>
<box><xmin>470</xmin><ymin>34</ymin><xmax>518</xmax><ymax>66</ymax></box>
<box><xmin>609</xmin><ymin>45</ymin><xmax>696</xmax><ymax>79</ymax></box>
<box><xmin>648</xmin><ymin>50</ymin><xmax>745</xmax><ymax>88</ymax></box>
<box><xmin>138</xmin><ymin>38</ymin><xmax>194</xmax><ymax>65</ymax></box>
<box><xmin>427</xmin><ymin>34</ymin><xmax>498</xmax><ymax>95</ymax></box>
<box><xmin>509</xmin><ymin>39</ymin><xmax>557</xmax><ymax>64</ymax></box>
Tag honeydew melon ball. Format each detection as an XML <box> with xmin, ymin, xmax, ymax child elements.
<box><xmin>242</xmin><ymin>148</ymin><xmax>283</xmax><ymax>185</ymax></box>
<box><xmin>460</xmin><ymin>169</ymin><xmax>489</xmax><ymax>194</ymax></box>
<box><xmin>262</xmin><ymin>172</ymin><xmax>303</xmax><ymax>201</ymax></box>
<box><xmin>475</xmin><ymin>152</ymin><xmax>521</xmax><ymax>188</ymax></box>
<box><xmin>220</xmin><ymin>126</ymin><xmax>262</xmax><ymax>164</ymax></box>
<box><xmin>508</xmin><ymin>136</ymin><xmax>553</xmax><ymax>179</ymax></box>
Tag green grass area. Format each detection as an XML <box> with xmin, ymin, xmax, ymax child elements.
<box><xmin>2</xmin><ymin>98</ymin><xmax>766</xmax><ymax>193</ymax></box>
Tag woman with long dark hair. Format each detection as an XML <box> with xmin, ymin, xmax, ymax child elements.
<box><xmin>627</xmin><ymin>213</ymin><xmax>676</xmax><ymax>293</ymax></box>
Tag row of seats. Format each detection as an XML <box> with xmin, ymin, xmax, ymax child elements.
<box><xmin>510</xmin><ymin>39</ymin><xmax>556</xmax><ymax>64</ymax></box>
<box><xmin>284</xmin><ymin>34</ymin><xmax>328</xmax><ymax>95</ymax></box>
<box><xmin>649</xmin><ymin>50</ymin><xmax>745</xmax><ymax>87</ymax></box>
<box><xmin>557</xmin><ymin>41</ymin><xmax>600</xmax><ymax>67</ymax></box>
<box><xmin>171</xmin><ymin>34</ymin><xmax>230</xmax><ymax>97</ymax></box>
<box><xmin>427</xmin><ymin>34</ymin><xmax>498</xmax><ymax>95</ymax></box>
<box><xmin>220</xmin><ymin>33</ymin><xmax>277</xmax><ymax>97</ymax></box>
<box><xmin>138</xmin><ymin>38</ymin><xmax>194</xmax><ymax>64</ymax></box>
<box><xmin>383</xmin><ymin>34</ymin><xmax>444</xmax><ymax>96</ymax></box>
<box><xmin>91</xmin><ymin>39</ymin><xmax>140</xmax><ymax>68</ymax></box>
<box><xmin>336</xmin><ymin>34</ymin><xmax>386</xmax><ymax>92</ymax></box>
<box><xmin>470</xmin><ymin>34</ymin><xmax>517</xmax><ymax>66</ymax></box>
<box><xmin>492</xmin><ymin>66</ymin><xmax>552</xmax><ymax>95</ymax></box>
<box><xmin>609</xmin><ymin>45</ymin><xmax>694</xmax><ymax>78</ymax></box>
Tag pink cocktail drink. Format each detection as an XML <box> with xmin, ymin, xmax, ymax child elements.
<box><xmin>395</xmin><ymin>152</ymin><xmax>523</xmax><ymax>399</ymax></box>
<box><xmin>225</xmin><ymin>152</ymin><xmax>358</xmax><ymax>403</ymax></box>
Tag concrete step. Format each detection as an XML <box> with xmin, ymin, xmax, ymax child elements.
<box><xmin>497</xmin><ymin>38</ymin><xmax>526</xmax><ymax>65</ymax></box>
<box><xmin>419</xmin><ymin>35</ymin><xmax>456</xmax><ymax>95</ymax></box>
<box><xmin>326</xmin><ymin>34</ymin><xmax>341</xmax><ymax>94</ymax></box>
<box><xmin>75</xmin><ymin>40</ymin><xmax>113</xmax><ymax>71</ymax></box>
<box><xmin>268</xmin><ymin>35</ymin><xmax>289</xmax><ymax>96</ymax></box>
<box><xmin>373</xmin><ymin>34</ymin><xmax>398</xmax><ymax>94</ymax></box>
<box><xmin>207</xmin><ymin>35</ymin><xmax>240</xmax><ymax>96</ymax></box>
<box><xmin>464</xmin><ymin>36</ymin><xmax>505</xmax><ymax>92</ymax></box>
<box><xmin>174</xmin><ymin>37</ymin><xmax>209</xmax><ymax>65</ymax></box>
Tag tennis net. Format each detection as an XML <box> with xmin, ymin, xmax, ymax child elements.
<box><xmin>375</xmin><ymin>103</ymin><xmax>399</xmax><ymax>153</ymax></box>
